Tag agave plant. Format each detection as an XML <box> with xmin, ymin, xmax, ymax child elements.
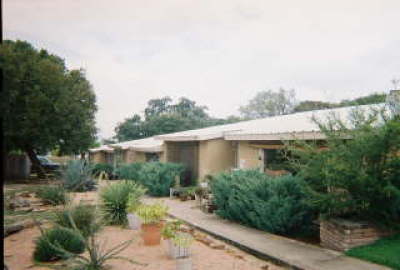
<box><xmin>62</xmin><ymin>160</ymin><xmax>96</xmax><ymax>192</ymax></box>
<box><xmin>34</xmin><ymin>211</ymin><xmax>144</xmax><ymax>270</ymax></box>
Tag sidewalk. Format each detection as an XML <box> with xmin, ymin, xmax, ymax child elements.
<box><xmin>146</xmin><ymin>198</ymin><xmax>390</xmax><ymax>270</ymax></box>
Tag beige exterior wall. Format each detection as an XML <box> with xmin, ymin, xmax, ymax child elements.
<box><xmin>134</xmin><ymin>152</ymin><xmax>147</xmax><ymax>162</ymax></box>
<box><xmin>237</xmin><ymin>141</ymin><xmax>263</xmax><ymax>170</ymax></box>
<box><xmin>198</xmin><ymin>139</ymin><xmax>236</xmax><ymax>179</ymax></box>
<box><xmin>90</xmin><ymin>152</ymin><xmax>106</xmax><ymax>163</ymax></box>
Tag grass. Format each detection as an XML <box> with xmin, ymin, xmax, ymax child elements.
<box><xmin>346</xmin><ymin>234</ymin><xmax>400</xmax><ymax>269</ymax></box>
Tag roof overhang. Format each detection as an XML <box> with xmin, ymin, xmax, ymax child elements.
<box><xmin>224</xmin><ymin>131</ymin><xmax>327</xmax><ymax>141</ymax></box>
<box><xmin>128</xmin><ymin>145</ymin><xmax>163</xmax><ymax>153</ymax></box>
<box><xmin>155</xmin><ymin>133</ymin><xmax>223</xmax><ymax>142</ymax></box>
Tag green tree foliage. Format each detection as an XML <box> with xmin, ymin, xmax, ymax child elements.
<box><xmin>287</xmin><ymin>109</ymin><xmax>400</xmax><ymax>229</ymax></box>
<box><xmin>239</xmin><ymin>88</ymin><xmax>297</xmax><ymax>119</ymax></box>
<box><xmin>114</xmin><ymin>96</ymin><xmax>241</xmax><ymax>142</ymax></box>
<box><xmin>293</xmin><ymin>100</ymin><xmax>336</xmax><ymax>113</ymax></box>
<box><xmin>339</xmin><ymin>92</ymin><xmax>387</xmax><ymax>107</ymax></box>
<box><xmin>211</xmin><ymin>170</ymin><xmax>315</xmax><ymax>236</ymax></box>
<box><xmin>293</xmin><ymin>93</ymin><xmax>387</xmax><ymax>113</ymax></box>
<box><xmin>0</xmin><ymin>40</ymin><xmax>97</xmax><ymax>176</ymax></box>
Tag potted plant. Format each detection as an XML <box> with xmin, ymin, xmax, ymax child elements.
<box><xmin>162</xmin><ymin>219</ymin><xmax>190</xmax><ymax>258</ymax></box>
<box><xmin>126</xmin><ymin>185</ymin><xmax>147</xmax><ymax>230</ymax></box>
<box><xmin>136</xmin><ymin>202</ymin><xmax>168</xmax><ymax>246</ymax></box>
<box><xmin>179</xmin><ymin>189</ymin><xmax>189</xmax><ymax>201</ymax></box>
<box><xmin>173</xmin><ymin>232</ymin><xmax>194</xmax><ymax>270</ymax></box>
<box><xmin>187</xmin><ymin>187</ymin><xmax>196</xmax><ymax>200</ymax></box>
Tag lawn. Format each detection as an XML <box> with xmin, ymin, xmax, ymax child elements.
<box><xmin>346</xmin><ymin>234</ymin><xmax>400</xmax><ymax>270</ymax></box>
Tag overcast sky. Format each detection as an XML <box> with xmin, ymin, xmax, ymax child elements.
<box><xmin>4</xmin><ymin>0</ymin><xmax>400</xmax><ymax>139</ymax></box>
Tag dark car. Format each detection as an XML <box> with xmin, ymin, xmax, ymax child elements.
<box><xmin>36</xmin><ymin>156</ymin><xmax>61</xmax><ymax>172</ymax></box>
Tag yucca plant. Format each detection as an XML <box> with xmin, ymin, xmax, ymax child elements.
<box><xmin>35</xmin><ymin>185</ymin><xmax>69</xmax><ymax>206</ymax></box>
<box><xmin>100</xmin><ymin>181</ymin><xmax>145</xmax><ymax>225</ymax></box>
<box><xmin>53</xmin><ymin>204</ymin><xmax>102</xmax><ymax>238</ymax></box>
<box><xmin>33</xmin><ymin>226</ymin><xmax>85</xmax><ymax>262</ymax></box>
<box><xmin>62</xmin><ymin>160</ymin><xmax>96</xmax><ymax>192</ymax></box>
<box><xmin>34</xmin><ymin>212</ymin><xmax>144</xmax><ymax>270</ymax></box>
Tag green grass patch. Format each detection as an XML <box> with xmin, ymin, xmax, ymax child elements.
<box><xmin>346</xmin><ymin>234</ymin><xmax>400</xmax><ymax>269</ymax></box>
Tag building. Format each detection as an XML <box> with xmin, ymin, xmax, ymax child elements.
<box><xmin>90</xmin><ymin>102</ymin><xmax>390</xmax><ymax>183</ymax></box>
<box><xmin>89</xmin><ymin>137</ymin><xmax>164</xmax><ymax>166</ymax></box>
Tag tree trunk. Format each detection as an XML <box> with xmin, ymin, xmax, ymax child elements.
<box><xmin>25</xmin><ymin>147</ymin><xmax>46</xmax><ymax>179</ymax></box>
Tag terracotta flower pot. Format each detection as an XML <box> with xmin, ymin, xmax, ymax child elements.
<box><xmin>141</xmin><ymin>223</ymin><xmax>163</xmax><ymax>246</ymax></box>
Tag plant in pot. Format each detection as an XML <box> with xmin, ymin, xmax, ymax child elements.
<box><xmin>136</xmin><ymin>202</ymin><xmax>168</xmax><ymax>246</ymax></box>
<box><xmin>162</xmin><ymin>219</ymin><xmax>186</xmax><ymax>258</ymax></box>
<box><xmin>186</xmin><ymin>187</ymin><xmax>196</xmax><ymax>200</ymax></box>
<box><xmin>126</xmin><ymin>185</ymin><xmax>147</xmax><ymax>230</ymax></box>
<box><xmin>173</xmin><ymin>232</ymin><xmax>194</xmax><ymax>270</ymax></box>
<box><xmin>179</xmin><ymin>190</ymin><xmax>189</xmax><ymax>201</ymax></box>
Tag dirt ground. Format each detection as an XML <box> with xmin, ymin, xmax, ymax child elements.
<box><xmin>4</xmin><ymin>225</ymin><xmax>283</xmax><ymax>270</ymax></box>
<box><xmin>4</xmin><ymin>182</ymin><xmax>284</xmax><ymax>270</ymax></box>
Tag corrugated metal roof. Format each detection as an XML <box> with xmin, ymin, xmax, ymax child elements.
<box><xmin>110</xmin><ymin>136</ymin><xmax>163</xmax><ymax>152</ymax></box>
<box><xmin>89</xmin><ymin>145</ymin><xmax>114</xmax><ymax>153</ymax></box>
<box><xmin>156</xmin><ymin>103</ymin><xmax>388</xmax><ymax>141</ymax></box>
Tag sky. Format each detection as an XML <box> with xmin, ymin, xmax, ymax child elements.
<box><xmin>4</xmin><ymin>0</ymin><xmax>400</xmax><ymax>139</ymax></box>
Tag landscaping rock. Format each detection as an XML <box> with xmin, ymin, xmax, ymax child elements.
<box><xmin>9</xmin><ymin>198</ymin><xmax>31</xmax><ymax>209</ymax></box>
<box><xmin>4</xmin><ymin>220</ymin><xmax>41</xmax><ymax>237</ymax></box>
<box><xmin>210</xmin><ymin>243</ymin><xmax>225</xmax><ymax>250</ymax></box>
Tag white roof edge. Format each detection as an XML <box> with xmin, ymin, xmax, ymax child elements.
<box><xmin>224</xmin><ymin>131</ymin><xmax>327</xmax><ymax>141</ymax></box>
<box><xmin>155</xmin><ymin>133</ymin><xmax>223</xmax><ymax>141</ymax></box>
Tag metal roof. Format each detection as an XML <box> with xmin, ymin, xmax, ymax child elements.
<box><xmin>90</xmin><ymin>137</ymin><xmax>163</xmax><ymax>153</ymax></box>
<box><xmin>156</xmin><ymin>103</ymin><xmax>388</xmax><ymax>141</ymax></box>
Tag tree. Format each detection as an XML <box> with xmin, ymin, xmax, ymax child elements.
<box><xmin>287</xmin><ymin>108</ymin><xmax>400</xmax><ymax>229</ymax></box>
<box><xmin>239</xmin><ymin>88</ymin><xmax>296</xmax><ymax>119</ymax></box>
<box><xmin>114</xmin><ymin>114</ymin><xmax>144</xmax><ymax>141</ymax></box>
<box><xmin>293</xmin><ymin>101</ymin><xmax>336</xmax><ymax>113</ymax></box>
<box><xmin>0</xmin><ymin>40</ymin><xmax>97</xmax><ymax>178</ymax></box>
<box><xmin>339</xmin><ymin>92</ymin><xmax>386</xmax><ymax>107</ymax></box>
<box><xmin>114</xmin><ymin>96</ymin><xmax>241</xmax><ymax>142</ymax></box>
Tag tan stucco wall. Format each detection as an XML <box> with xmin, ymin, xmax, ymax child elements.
<box><xmin>90</xmin><ymin>152</ymin><xmax>106</xmax><ymax>163</ymax></box>
<box><xmin>237</xmin><ymin>141</ymin><xmax>263</xmax><ymax>170</ymax></box>
<box><xmin>134</xmin><ymin>152</ymin><xmax>146</xmax><ymax>162</ymax></box>
<box><xmin>198</xmin><ymin>139</ymin><xmax>236</xmax><ymax>179</ymax></box>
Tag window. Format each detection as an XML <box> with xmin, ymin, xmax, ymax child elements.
<box><xmin>264</xmin><ymin>149</ymin><xmax>288</xmax><ymax>171</ymax></box>
<box><xmin>145</xmin><ymin>153</ymin><xmax>159</xmax><ymax>162</ymax></box>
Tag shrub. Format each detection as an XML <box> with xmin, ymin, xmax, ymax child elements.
<box><xmin>116</xmin><ymin>162</ymin><xmax>143</xmax><ymax>180</ymax></box>
<box><xmin>35</xmin><ymin>185</ymin><xmax>68</xmax><ymax>206</ymax></box>
<box><xmin>62</xmin><ymin>160</ymin><xmax>97</xmax><ymax>192</ymax></box>
<box><xmin>135</xmin><ymin>202</ymin><xmax>168</xmax><ymax>224</ymax></box>
<box><xmin>287</xmin><ymin>113</ymin><xmax>400</xmax><ymax>229</ymax></box>
<box><xmin>211</xmin><ymin>170</ymin><xmax>315</xmax><ymax>236</ymax></box>
<box><xmin>53</xmin><ymin>204</ymin><xmax>101</xmax><ymax>238</ymax></box>
<box><xmin>135</xmin><ymin>162</ymin><xmax>185</xmax><ymax>196</ymax></box>
<box><xmin>33</xmin><ymin>227</ymin><xmax>85</xmax><ymax>262</ymax></box>
<box><xmin>92</xmin><ymin>163</ymin><xmax>114</xmax><ymax>178</ymax></box>
<box><xmin>100</xmin><ymin>181</ymin><xmax>145</xmax><ymax>225</ymax></box>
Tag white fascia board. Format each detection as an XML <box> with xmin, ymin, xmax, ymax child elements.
<box><xmin>224</xmin><ymin>132</ymin><xmax>327</xmax><ymax>141</ymax></box>
<box><xmin>157</xmin><ymin>133</ymin><xmax>223</xmax><ymax>141</ymax></box>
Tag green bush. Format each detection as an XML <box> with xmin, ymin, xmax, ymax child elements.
<box><xmin>92</xmin><ymin>163</ymin><xmax>114</xmax><ymax>178</ymax></box>
<box><xmin>211</xmin><ymin>170</ymin><xmax>315</xmax><ymax>236</ymax></box>
<box><xmin>115</xmin><ymin>162</ymin><xmax>143</xmax><ymax>180</ymax></box>
<box><xmin>100</xmin><ymin>181</ymin><xmax>145</xmax><ymax>225</ymax></box>
<box><xmin>35</xmin><ymin>185</ymin><xmax>68</xmax><ymax>206</ymax></box>
<box><xmin>53</xmin><ymin>204</ymin><xmax>101</xmax><ymax>238</ymax></box>
<box><xmin>62</xmin><ymin>160</ymin><xmax>96</xmax><ymax>192</ymax></box>
<box><xmin>288</xmin><ymin>114</ymin><xmax>400</xmax><ymax>229</ymax></box>
<box><xmin>33</xmin><ymin>227</ymin><xmax>85</xmax><ymax>262</ymax></box>
<box><xmin>134</xmin><ymin>162</ymin><xmax>185</xmax><ymax>196</ymax></box>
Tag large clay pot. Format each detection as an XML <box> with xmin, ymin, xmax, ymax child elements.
<box><xmin>141</xmin><ymin>223</ymin><xmax>162</xmax><ymax>246</ymax></box>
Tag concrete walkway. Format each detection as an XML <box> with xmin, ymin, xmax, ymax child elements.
<box><xmin>146</xmin><ymin>198</ymin><xmax>389</xmax><ymax>270</ymax></box>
